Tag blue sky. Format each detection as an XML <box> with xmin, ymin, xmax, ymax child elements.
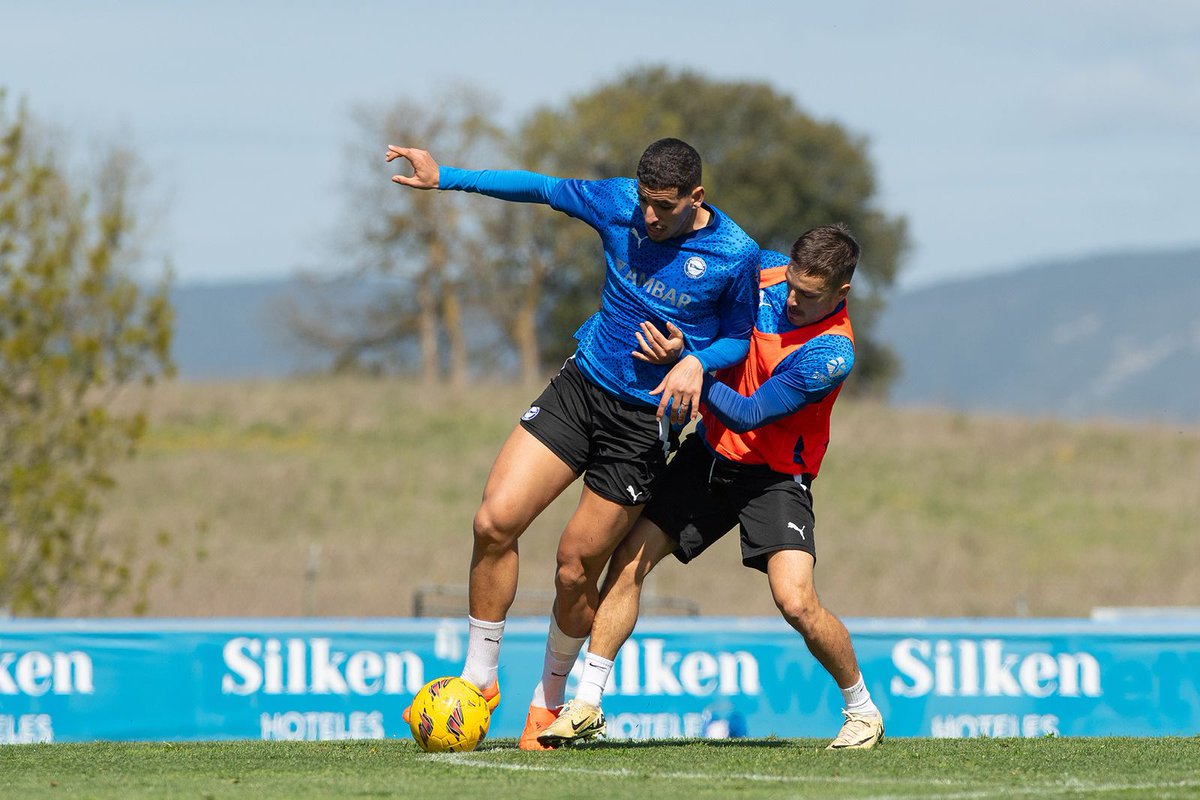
<box><xmin>3</xmin><ymin>0</ymin><xmax>1198</xmax><ymax>288</ymax></box>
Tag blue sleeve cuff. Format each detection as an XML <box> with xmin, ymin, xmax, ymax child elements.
<box><xmin>687</xmin><ymin>337</ymin><xmax>750</xmax><ymax>372</ymax></box>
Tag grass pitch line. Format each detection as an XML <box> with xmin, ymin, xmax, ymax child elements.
<box><xmin>428</xmin><ymin>752</ymin><xmax>1200</xmax><ymax>797</ymax></box>
<box><xmin>427</xmin><ymin>752</ymin><xmax>965</xmax><ymax>788</ymax></box>
<box><xmin>874</xmin><ymin>778</ymin><xmax>1200</xmax><ymax>800</ymax></box>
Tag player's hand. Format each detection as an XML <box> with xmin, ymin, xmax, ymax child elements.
<box><xmin>632</xmin><ymin>321</ymin><xmax>685</xmax><ymax>365</ymax></box>
<box><xmin>649</xmin><ymin>354</ymin><xmax>704</xmax><ymax>423</ymax></box>
<box><xmin>386</xmin><ymin>146</ymin><xmax>440</xmax><ymax>189</ymax></box>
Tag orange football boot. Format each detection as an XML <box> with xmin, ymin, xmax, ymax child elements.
<box><xmin>517</xmin><ymin>705</ymin><xmax>561</xmax><ymax>751</ymax></box>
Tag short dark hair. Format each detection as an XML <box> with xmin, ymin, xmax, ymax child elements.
<box><xmin>788</xmin><ymin>223</ymin><xmax>860</xmax><ymax>289</ymax></box>
<box><xmin>636</xmin><ymin>138</ymin><xmax>702</xmax><ymax>193</ymax></box>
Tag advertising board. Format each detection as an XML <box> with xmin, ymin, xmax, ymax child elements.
<box><xmin>2</xmin><ymin>617</ymin><xmax>1197</xmax><ymax>743</ymax></box>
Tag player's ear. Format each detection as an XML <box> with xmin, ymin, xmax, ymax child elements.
<box><xmin>835</xmin><ymin>282</ymin><xmax>851</xmax><ymax>301</ymax></box>
<box><xmin>689</xmin><ymin>185</ymin><xmax>705</xmax><ymax>208</ymax></box>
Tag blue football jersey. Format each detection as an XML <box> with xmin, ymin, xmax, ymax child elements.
<box><xmin>437</xmin><ymin>166</ymin><xmax>759</xmax><ymax>407</ymax></box>
<box><xmin>549</xmin><ymin>178</ymin><xmax>758</xmax><ymax>405</ymax></box>
<box><xmin>754</xmin><ymin>249</ymin><xmax>794</xmax><ymax>335</ymax></box>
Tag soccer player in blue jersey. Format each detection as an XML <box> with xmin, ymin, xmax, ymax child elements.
<box><xmin>385</xmin><ymin>139</ymin><xmax>760</xmax><ymax>748</ymax></box>
<box><xmin>538</xmin><ymin>226</ymin><xmax>885</xmax><ymax>751</ymax></box>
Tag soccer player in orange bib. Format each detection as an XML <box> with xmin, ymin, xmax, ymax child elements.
<box><xmin>539</xmin><ymin>224</ymin><xmax>885</xmax><ymax>750</ymax></box>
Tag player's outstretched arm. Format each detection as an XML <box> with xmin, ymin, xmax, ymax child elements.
<box><xmin>385</xmin><ymin>145</ymin><xmax>440</xmax><ymax>190</ymax></box>
<box><xmin>703</xmin><ymin>335</ymin><xmax>853</xmax><ymax>432</ymax></box>
<box><xmin>702</xmin><ymin>373</ymin><xmax>802</xmax><ymax>433</ymax></box>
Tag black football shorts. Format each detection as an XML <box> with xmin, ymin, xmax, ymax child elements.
<box><xmin>519</xmin><ymin>357</ymin><xmax>675</xmax><ymax>507</ymax></box>
<box><xmin>642</xmin><ymin>433</ymin><xmax>817</xmax><ymax>572</ymax></box>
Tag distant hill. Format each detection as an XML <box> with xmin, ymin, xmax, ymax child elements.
<box><xmin>170</xmin><ymin>279</ymin><xmax>323</xmax><ymax>379</ymax></box>
<box><xmin>877</xmin><ymin>247</ymin><xmax>1200</xmax><ymax>423</ymax></box>
<box><xmin>170</xmin><ymin>246</ymin><xmax>1200</xmax><ymax>422</ymax></box>
<box><xmin>169</xmin><ymin>276</ymin><xmax>488</xmax><ymax>380</ymax></box>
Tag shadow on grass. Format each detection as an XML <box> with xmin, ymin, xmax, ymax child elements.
<box><xmin>585</xmin><ymin>737</ymin><xmax>802</xmax><ymax>750</ymax></box>
<box><xmin>480</xmin><ymin>737</ymin><xmax>813</xmax><ymax>752</ymax></box>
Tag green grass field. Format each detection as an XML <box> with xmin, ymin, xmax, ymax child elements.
<box><xmin>3</xmin><ymin>737</ymin><xmax>1199</xmax><ymax>799</ymax></box>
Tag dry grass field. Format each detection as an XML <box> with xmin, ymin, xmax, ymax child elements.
<box><xmin>83</xmin><ymin>377</ymin><xmax>1200</xmax><ymax>620</ymax></box>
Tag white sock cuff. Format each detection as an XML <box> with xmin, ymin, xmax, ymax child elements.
<box><xmin>582</xmin><ymin>652</ymin><xmax>615</xmax><ymax>672</ymax></box>
<box><xmin>840</xmin><ymin>674</ymin><xmax>871</xmax><ymax>708</ymax></box>
<box><xmin>468</xmin><ymin>615</ymin><xmax>506</xmax><ymax>632</ymax></box>
<box><xmin>547</xmin><ymin>614</ymin><xmax>587</xmax><ymax>658</ymax></box>
<box><xmin>576</xmin><ymin>652</ymin><xmax>616</xmax><ymax>707</ymax></box>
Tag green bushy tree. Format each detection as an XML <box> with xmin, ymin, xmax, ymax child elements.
<box><xmin>317</xmin><ymin>69</ymin><xmax>906</xmax><ymax>390</ymax></box>
<box><xmin>0</xmin><ymin>91</ymin><xmax>173</xmax><ymax>615</ymax></box>
<box><xmin>515</xmin><ymin>67</ymin><xmax>909</xmax><ymax>392</ymax></box>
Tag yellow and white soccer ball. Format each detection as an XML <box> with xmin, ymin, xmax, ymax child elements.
<box><xmin>408</xmin><ymin>676</ymin><xmax>491</xmax><ymax>752</ymax></box>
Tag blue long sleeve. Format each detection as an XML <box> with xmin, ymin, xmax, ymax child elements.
<box><xmin>687</xmin><ymin>337</ymin><xmax>750</xmax><ymax>371</ymax></box>
<box><xmin>434</xmin><ymin>165</ymin><xmax>763</xmax><ymax>409</ymax></box>
<box><xmin>438</xmin><ymin>165</ymin><xmax>563</xmax><ymax>204</ymax></box>
<box><xmin>702</xmin><ymin>334</ymin><xmax>854</xmax><ymax>432</ymax></box>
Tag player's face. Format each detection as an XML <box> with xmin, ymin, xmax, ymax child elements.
<box><xmin>637</xmin><ymin>184</ymin><xmax>703</xmax><ymax>241</ymax></box>
<box><xmin>785</xmin><ymin>267</ymin><xmax>849</xmax><ymax>327</ymax></box>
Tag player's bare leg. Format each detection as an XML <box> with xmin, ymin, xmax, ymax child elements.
<box><xmin>520</xmin><ymin>486</ymin><xmax>643</xmax><ymax>749</ymax></box>
<box><xmin>551</xmin><ymin>486</ymin><xmax>645</xmax><ymax>638</ymax></box>
<box><xmin>765</xmin><ymin>549</ymin><xmax>883</xmax><ymax>749</ymax></box>
<box><xmin>537</xmin><ymin>518</ymin><xmax>677</xmax><ymax>747</ymax></box>
<box><xmin>470</xmin><ymin>425</ymin><xmax>578</xmax><ymax>620</ymax></box>
<box><xmin>463</xmin><ymin>425</ymin><xmax>577</xmax><ymax>694</ymax></box>
<box><xmin>765</xmin><ymin>550</ymin><xmax>859</xmax><ymax>684</ymax></box>
<box><xmin>588</xmin><ymin>518</ymin><xmax>678</xmax><ymax>660</ymax></box>
<box><xmin>402</xmin><ymin>426</ymin><xmax>574</xmax><ymax>726</ymax></box>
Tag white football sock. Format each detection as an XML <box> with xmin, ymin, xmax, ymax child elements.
<box><xmin>461</xmin><ymin>616</ymin><xmax>505</xmax><ymax>691</ymax></box>
<box><xmin>841</xmin><ymin>674</ymin><xmax>880</xmax><ymax>717</ymax></box>
<box><xmin>530</xmin><ymin>614</ymin><xmax>586</xmax><ymax>709</ymax></box>
<box><xmin>575</xmin><ymin>652</ymin><xmax>615</xmax><ymax>708</ymax></box>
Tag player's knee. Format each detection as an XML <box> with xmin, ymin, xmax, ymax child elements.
<box><xmin>775</xmin><ymin>591</ymin><xmax>822</xmax><ymax>634</ymax></box>
<box><xmin>472</xmin><ymin>504</ymin><xmax>519</xmax><ymax>551</ymax></box>
<box><xmin>553</xmin><ymin>556</ymin><xmax>591</xmax><ymax>599</ymax></box>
